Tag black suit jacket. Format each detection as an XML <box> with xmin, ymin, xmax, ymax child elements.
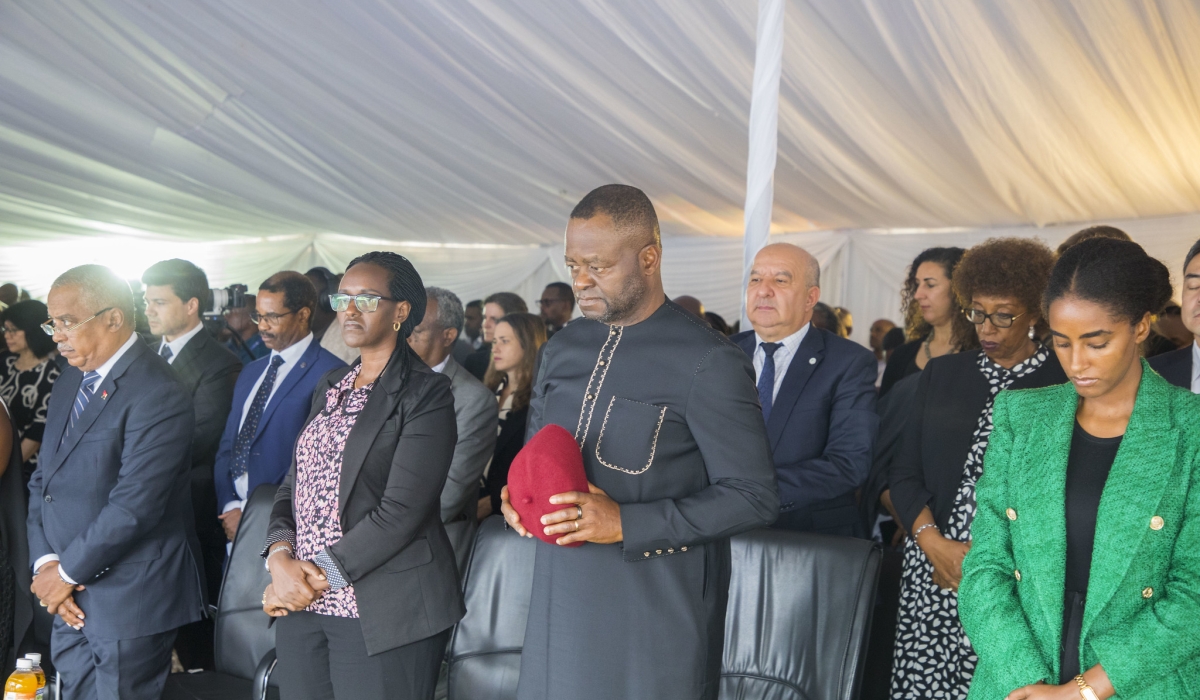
<box><xmin>484</xmin><ymin>402</ymin><xmax>528</xmax><ymax>515</ymax></box>
<box><xmin>28</xmin><ymin>338</ymin><xmax>205</xmax><ymax>639</ymax></box>
<box><xmin>267</xmin><ymin>350</ymin><xmax>465</xmax><ymax>654</ymax></box>
<box><xmin>733</xmin><ymin>327</ymin><xmax>878</xmax><ymax>535</ymax></box>
<box><xmin>170</xmin><ymin>329</ymin><xmax>242</xmax><ymax>473</ymax></box>
<box><xmin>1148</xmin><ymin>343</ymin><xmax>1192</xmax><ymax>390</ymax></box>
<box><xmin>889</xmin><ymin>349</ymin><xmax>1067</xmax><ymax>533</ymax></box>
<box><xmin>463</xmin><ymin>342</ymin><xmax>491</xmax><ymax>381</ymax></box>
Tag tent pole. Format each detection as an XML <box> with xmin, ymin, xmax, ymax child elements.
<box><xmin>741</xmin><ymin>0</ymin><xmax>785</xmax><ymax>326</ymax></box>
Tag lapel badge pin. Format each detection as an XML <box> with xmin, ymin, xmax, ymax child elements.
<box><xmin>101</xmin><ymin>390</ymin><xmax>108</xmax><ymax>400</ymax></box>
<box><xmin>808</xmin><ymin>357</ymin><xmax>816</xmax><ymax>365</ymax></box>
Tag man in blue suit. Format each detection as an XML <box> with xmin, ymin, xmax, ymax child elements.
<box><xmin>29</xmin><ymin>264</ymin><xmax>205</xmax><ymax>699</ymax></box>
<box><xmin>732</xmin><ymin>243</ymin><xmax>878</xmax><ymax>537</ymax></box>
<box><xmin>214</xmin><ymin>271</ymin><xmax>346</xmax><ymax>541</ymax></box>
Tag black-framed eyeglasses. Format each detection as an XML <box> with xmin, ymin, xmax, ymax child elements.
<box><xmin>964</xmin><ymin>308</ymin><xmax>1027</xmax><ymax>328</ymax></box>
<box><xmin>249</xmin><ymin>310</ymin><xmax>297</xmax><ymax>325</ymax></box>
<box><xmin>329</xmin><ymin>293</ymin><xmax>396</xmax><ymax>313</ymax></box>
<box><xmin>41</xmin><ymin>307</ymin><xmax>113</xmax><ymax>336</ymax></box>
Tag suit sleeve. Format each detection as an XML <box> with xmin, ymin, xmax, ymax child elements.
<box><xmin>772</xmin><ymin>348</ymin><xmax>878</xmax><ymax>510</ymax></box>
<box><xmin>191</xmin><ymin>357</ymin><xmax>240</xmax><ymax>471</ymax></box>
<box><xmin>324</xmin><ymin>375</ymin><xmax>457</xmax><ymax>582</ymax></box>
<box><xmin>57</xmin><ymin>378</ymin><xmax>196</xmax><ymax>582</ymax></box>
<box><xmin>888</xmin><ymin>365</ymin><xmax>935</xmax><ymax>533</ymax></box>
<box><xmin>958</xmin><ymin>392</ymin><xmax>1053</xmax><ymax>691</ymax></box>
<box><xmin>439</xmin><ymin>381</ymin><xmax>497</xmax><ymax>522</ymax></box>
<box><xmin>213</xmin><ymin>378</ymin><xmax>244</xmax><ymax>512</ymax></box>
<box><xmin>26</xmin><ymin>446</ymin><xmax>52</xmax><ymax>567</ymax></box>
<box><xmin>620</xmin><ymin>344</ymin><xmax>779</xmax><ymax>560</ymax></box>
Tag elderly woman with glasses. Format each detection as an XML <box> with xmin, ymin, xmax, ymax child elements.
<box><xmin>261</xmin><ymin>252</ymin><xmax>463</xmax><ymax>700</ymax></box>
<box><xmin>888</xmin><ymin>238</ymin><xmax>1065</xmax><ymax>700</ymax></box>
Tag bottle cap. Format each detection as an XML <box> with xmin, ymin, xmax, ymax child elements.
<box><xmin>23</xmin><ymin>654</ymin><xmax>39</xmax><ymax>665</ymax></box>
<box><xmin>15</xmin><ymin>659</ymin><xmax>31</xmax><ymax>670</ymax></box>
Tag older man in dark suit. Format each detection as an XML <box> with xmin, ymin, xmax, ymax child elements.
<box><xmin>141</xmin><ymin>258</ymin><xmax>241</xmax><ymax>668</ymax></box>
<box><xmin>29</xmin><ymin>264</ymin><xmax>205</xmax><ymax>699</ymax></box>
<box><xmin>732</xmin><ymin>243</ymin><xmax>878</xmax><ymax>537</ymax></box>
<box><xmin>1149</xmin><ymin>238</ymin><xmax>1200</xmax><ymax>392</ymax></box>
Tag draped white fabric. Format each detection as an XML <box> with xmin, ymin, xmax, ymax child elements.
<box><xmin>2</xmin><ymin>1</ymin><xmax>1200</xmax><ymax>343</ymax></box>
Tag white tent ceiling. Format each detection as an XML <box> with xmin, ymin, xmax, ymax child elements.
<box><xmin>2</xmin><ymin>0</ymin><xmax>1200</xmax><ymax>339</ymax></box>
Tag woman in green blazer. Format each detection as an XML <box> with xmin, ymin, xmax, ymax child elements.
<box><xmin>959</xmin><ymin>237</ymin><xmax>1200</xmax><ymax>700</ymax></box>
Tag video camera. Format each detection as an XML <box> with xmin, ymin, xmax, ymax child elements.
<box><xmin>205</xmin><ymin>284</ymin><xmax>248</xmax><ymax>319</ymax></box>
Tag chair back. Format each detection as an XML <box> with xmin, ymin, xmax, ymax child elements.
<box><xmin>720</xmin><ymin>530</ymin><xmax>881</xmax><ymax>700</ymax></box>
<box><xmin>213</xmin><ymin>484</ymin><xmax>278</xmax><ymax>680</ymax></box>
<box><xmin>446</xmin><ymin>516</ymin><xmax>537</xmax><ymax>700</ymax></box>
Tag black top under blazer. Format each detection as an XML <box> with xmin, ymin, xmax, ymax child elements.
<box><xmin>889</xmin><ymin>348</ymin><xmax>1067</xmax><ymax>533</ymax></box>
<box><xmin>267</xmin><ymin>349</ymin><xmax>465</xmax><ymax>655</ymax></box>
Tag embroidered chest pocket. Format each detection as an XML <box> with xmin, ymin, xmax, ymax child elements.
<box><xmin>595</xmin><ymin>397</ymin><xmax>667</xmax><ymax>475</ymax></box>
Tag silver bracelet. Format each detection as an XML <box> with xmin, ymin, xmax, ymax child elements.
<box><xmin>265</xmin><ymin>545</ymin><xmax>294</xmax><ymax>573</ymax></box>
<box><xmin>912</xmin><ymin>523</ymin><xmax>939</xmax><ymax>542</ymax></box>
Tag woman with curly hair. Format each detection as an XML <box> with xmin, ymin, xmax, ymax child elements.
<box><xmin>880</xmin><ymin>247</ymin><xmax>976</xmax><ymax>396</ymax></box>
<box><xmin>889</xmin><ymin>238</ymin><xmax>1066</xmax><ymax>700</ymax></box>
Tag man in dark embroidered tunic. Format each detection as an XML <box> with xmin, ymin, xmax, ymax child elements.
<box><xmin>502</xmin><ymin>184</ymin><xmax>779</xmax><ymax>700</ymax></box>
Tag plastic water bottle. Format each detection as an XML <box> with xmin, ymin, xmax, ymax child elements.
<box><xmin>22</xmin><ymin>656</ymin><xmax>44</xmax><ymax>700</ymax></box>
<box><xmin>3</xmin><ymin>658</ymin><xmax>36</xmax><ymax>700</ymax></box>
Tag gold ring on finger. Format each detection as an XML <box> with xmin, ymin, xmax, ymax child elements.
<box><xmin>574</xmin><ymin>520</ymin><xmax>580</xmax><ymax>531</ymax></box>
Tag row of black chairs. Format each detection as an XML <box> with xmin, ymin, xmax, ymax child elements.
<box><xmin>164</xmin><ymin>486</ymin><xmax>882</xmax><ymax>700</ymax></box>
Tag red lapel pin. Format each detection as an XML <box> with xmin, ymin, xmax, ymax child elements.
<box><xmin>101</xmin><ymin>390</ymin><xmax>108</xmax><ymax>400</ymax></box>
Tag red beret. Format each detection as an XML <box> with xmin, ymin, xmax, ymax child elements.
<box><xmin>508</xmin><ymin>424</ymin><xmax>589</xmax><ymax>547</ymax></box>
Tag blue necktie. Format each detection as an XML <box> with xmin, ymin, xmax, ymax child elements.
<box><xmin>63</xmin><ymin>371</ymin><xmax>100</xmax><ymax>445</ymax></box>
<box><xmin>757</xmin><ymin>342</ymin><xmax>782</xmax><ymax>423</ymax></box>
<box><xmin>232</xmin><ymin>355</ymin><xmax>285</xmax><ymax>480</ymax></box>
<box><xmin>159</xmin><ymin>344</ymin><xmax>173</xmax><ymax>361</ymax></box>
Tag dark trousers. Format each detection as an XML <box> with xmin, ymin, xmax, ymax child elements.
<box><xmin>51</xmin><ymin>619</ymin><xmax>176</xmax><ymax>700</ymax></box>
<box><xmin>275</xmin><ymin>611</ymin><xmax>449</xmax><ymax>700</ymax></box>
<box><xmin>175</xmin><ymin>468</ymin><xmax>223</xmax><ymax>670</ymax></box>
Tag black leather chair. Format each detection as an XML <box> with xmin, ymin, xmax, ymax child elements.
<box><xmin>163</xmin><ymin>484</ymin><xmax>280</xmax><ymax>700</ymax></box>
<box><xmin>446</xmin><ymin>516</ymin><xmax>536</xmax><ymax>700</ymax></box>
<box><xmin>721</xmin><ymin>530</ymin><xmax>882</xmax><ymax>700</ymax></box>
<box><xmin>447</xmin><ymin>521</ymin><xmax>880</xmax><ymax>700</ymax></box>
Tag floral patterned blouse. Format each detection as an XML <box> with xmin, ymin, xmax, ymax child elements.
<box><xmin>292</xmin><ymin>365</ymin><xmax>374</xmax><ymax>618</ymax></box>
<box><xmin>0</xmin><ymin>353</ymin><xmax>59</xmax><ymax>483</ymax></box>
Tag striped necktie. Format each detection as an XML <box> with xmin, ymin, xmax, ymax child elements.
<box><xmin>63</xmin><ymin>371</ymin><xmax>100</xmax><ymax>445</ymax></box>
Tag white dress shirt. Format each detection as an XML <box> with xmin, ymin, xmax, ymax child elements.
<box><xmin>430</xmin><ymin>356</ymin><xmax>450</xmax><ymax>374</ymax></box>
<box><xmin>157</xmin><ymin>321</ymin><xmax>204</xmax><ymax>364</ymax></box>
<box><xmin>222</xmin><ymin>333</ymin><xmax>314</xmax><ymax>513</ymax></box>
<box><xmin>34</xmin><ymin>332</ymin><xmax>140</xmax><ymax>581</ymax></box>
<box><xmin>1191</xmin><ymin>340</ymin><xmax>1200</xmax><ymax>394</ymax></box>
<box><xmin>752</xmin><ymin>323</ymin><xmax>810</xmax><ymax>403</ymax></box>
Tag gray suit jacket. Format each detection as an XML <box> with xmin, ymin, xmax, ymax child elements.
<box><xmin>28</xmin><ymin>338</ymin><xmax>206</xmax><ymax>639</ymax></box>
<box><xmin>439</xmin><ymin>356</ymin><xmax>497</xmax><ymax>522</ymax></box>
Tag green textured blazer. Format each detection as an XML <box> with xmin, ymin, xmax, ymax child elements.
<box><xmin>959</xmin><ymin>362</ymin><xmax>1200</xmax><ymax>700</ymax></box>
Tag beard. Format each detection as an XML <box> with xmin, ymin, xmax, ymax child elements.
<box><xmin>585</xmin><ymin>275</ymin><xmax>649</xmax><ymax>325</ymax></box>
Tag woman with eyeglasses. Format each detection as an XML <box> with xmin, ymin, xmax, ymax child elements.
<box><xmin>477</xmin><ymin>312</ymin><xmax>547</xmax><ymax>521</ymax></box>
<box><xmin>0</xmin><ymin>300</ymin><xmax>60</xmax><ymax>486</ymax></box>
<box><xmin>261</xmin><ymin>252</ymin><xmax>463</xmax><ymax>700</ymax></box>
<box><xmin>889</xmin><ymin>238</ymin><xmax>1065</xmax><ymax>700</ymax></box>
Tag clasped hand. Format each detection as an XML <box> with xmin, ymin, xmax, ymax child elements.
<box><xmin>499</xmin><ymin>482</ymin><xmax>623</xmax><ymax>545</ymax></box>
<box><xmin>32</xmin><ymin>561</ymin><xmax>87</xmax><ymax>630</ymax></box>
<box><xmin>263</xmin><ymin>550</ymin><xmax>330</xmax><ymax>616</ymax></box>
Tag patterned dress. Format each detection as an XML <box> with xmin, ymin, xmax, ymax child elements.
<box><xmin>890</xmin><ymin>346</ymin><xmax>1050</xmax><ymax>700</ymax></box>
<box><xmin>0</xmin><ymin>353</ymin><xmax>59</xmax><ymax>482</ymax></box>
<box><xmin>292</xmin><ymin>365</ymin><xmax>374</xmax><ymax>618</ymax></box>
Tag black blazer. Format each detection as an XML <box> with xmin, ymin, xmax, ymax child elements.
<box><xmin>169</xmin><ymin>329</ymin><xmax>242</xmax><ymax>474</ymax></box>
<box><xmin>484</xmin><ymin>401</ymin><xmax>529</xmax><ymax>515</ymax></box>
<box><xmin>1148</xmin><ymin>343</ymin><xmax>1192</xmax><ymax>390</ymax></box>
<box><xmin>878</xmin><ymin>339</ymin><xmax>922</xmax><ymax>397</ymax></box>
<box><xmin>267</xmin><ymin>349</ymin><xmax>464</xmax><ymax>655</ymax></box>
<box><xmin>463</xmin><ymin>343</ymin><xmax>491</xmax><ymax>381</ymax></box>
<box><xmin>889</xmin><ymin>349</ymin><xmax>1067</xmax><ymax>533</ymax></box>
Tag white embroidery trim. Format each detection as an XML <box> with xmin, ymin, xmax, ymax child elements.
<box><xmin>574</xmin><ymin>326</ymin><xmax>623</xmax><ymax>448</ymax></box>
<box><xmin>594</xmin><ymin>396</ymin><xmax>667</xmax><ymax>475</ymax></box>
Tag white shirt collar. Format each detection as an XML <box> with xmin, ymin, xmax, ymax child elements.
<box><xmin>88</xmin><ymin>333</ymin><xmax>140</xmax><ymax>386</ymax></box>
<box><xmin>271</xmin><ymin>332</ymin><xmax>313</xmax><ymax>367</ymax></box>
<box><xmin>1191</xmin><ymin>340</ymin><xmax>1200</xmax><ymax>394</ymax></box>
<box><xmin>430</xmin><ymin>356</ymin><xmax>450</xmax><ymax>374</ymax></box>
<box><xmin>159</xmin><ymin>321</ymin><xmax>204</xmax><ymax>363</ymax></box>
<box><xmin>754</xmin><ymin>322</ymin><xmax>810</xmax><ymax>356</ymax></box>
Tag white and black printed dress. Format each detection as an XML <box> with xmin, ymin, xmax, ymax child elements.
<box><xmin>889</xmin><ymin>346</ymin><xmax>1050</xmax><ymax>700</ymax></box>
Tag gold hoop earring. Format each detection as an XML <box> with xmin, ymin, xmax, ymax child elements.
<box><xmin>393</xmin><ymin>321</ymin><xmax>402</xmax><ymax>332</ymax></box>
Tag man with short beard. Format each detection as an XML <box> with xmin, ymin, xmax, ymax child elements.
<box><xmin>501</xmin><ymin>185</ymin><xmax>779</xmax><ymax>700</ymax></box>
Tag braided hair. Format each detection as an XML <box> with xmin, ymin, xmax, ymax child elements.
<box><xmin>345</xmin><ymin>251</ymin><xmax>429</xmax><ymax>382</ymax></box>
